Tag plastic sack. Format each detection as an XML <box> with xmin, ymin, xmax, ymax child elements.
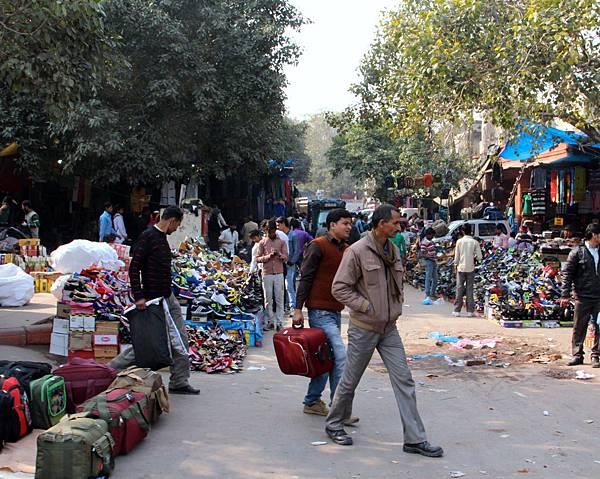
<box><xmin>51</xmin><ymin>274</ymin><xmax>71</xmax><ymax>299</ymax></box>
<box><xmin>0</xmin><ymin>263</ymin><xmax>35</xmax><ymax>307</ymax></box>
<box><xmin>50</xmin><ymin>240</ymin><xmax>123</xmax><ymax>273</ymax></box>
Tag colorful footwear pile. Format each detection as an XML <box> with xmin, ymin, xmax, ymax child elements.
<box><xmin>406</xmin><ymin>240</ymin><xmax>573</xmax><ymax>327</ymax></box>
<box><xmin>186</xmin><ymin>324</ymin><xmax>247</xmax><ymax>374</ymax></box>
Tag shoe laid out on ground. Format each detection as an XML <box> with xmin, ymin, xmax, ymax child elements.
<box><xmin>452</xmin><ymin>312</ymin><xmax>460</xmax><ymax>317</ymax></box>
<box><xmin>344</xmin><ymin>416</ymin><xmax>360</xmax><ymax>427</ymax></box>
<box><xmin>433</xmin><ymin>298</ymin><xmax>445</xmax><ymax>305</ymax></box>
<box><xmin>567</xmin><ymin>357</ymin><xmax>584</xmax><ymax>366</ymax></box>
<box><xmin>303</xmin><ymin>399</ymin><xmax>328</xmax><ymax>416</ymax></box>
<box><xmin>168</xmin><ymin>384</ymin><xmax>200</xmax><ymax>395</ymax></box>
<box><xmin>592</xmin><ymin>357</ymin><xmax>600</xmax><ymax>368</ymax></box>
<box><xmin>326</xmin><ymin>427</ymin><xmax>353</xmax><ymax>446</ymax></box>
<box><xmin>264</xmin><ymin>324</ymin><xmax>275</xmax><ymax>331</ymax></box>
<box><xmin>403</xmin><ymin>441</ymin><xmax>444</xmax><ymax>458</ymax></box>
<box><xmin>422</xmin><ymin>297</ymin><xmax>433</xmax><ymax>305</ymax></box>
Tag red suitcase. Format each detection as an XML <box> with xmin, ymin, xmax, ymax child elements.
<box><xmin>77</xmin><ymin>388</ymin><xmax>150</xmax><ymax>455</ymax></box>
<box><xmin>53</xmin><ymin>358</ymin><xmax>117</xmax><ymax>413</ymax></box>
<box><xmin>273</xmin><ymin>326</ymin><xmax>333</xmax><ymax>378</ymax></box>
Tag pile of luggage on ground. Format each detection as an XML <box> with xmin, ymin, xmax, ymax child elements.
<box><xmin>406</xmin><ymin>240</ymin><xmax>574</xmax><ymax>328</ymax></box>
<box><xmin>0</xmin><ymin>359</ymin><xmax>168</xmax><ymax>478</ymax></box>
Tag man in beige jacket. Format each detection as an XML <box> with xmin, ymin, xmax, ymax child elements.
<box><xmin>325</xmin><ymin>204</ymin><xmax>443</xmax><ymax>458</ymax></box>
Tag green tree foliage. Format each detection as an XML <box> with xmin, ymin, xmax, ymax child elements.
<box><xmin>1</xmin><ymin>0</ymin><xmax>305</xmax><ymax>185</ymax></box>
<box><xmin>0</xmin><ymin>0</ymin><xmax>118</xmax><ymax>116</ymax></box>
<box><xmin>326</xmin><ymin>117</ymin><xmax>472</xmax><ymax>200</ymax></box>
<box><xmin>300</xmin><ymin>114</ymin><xmax>359</xmax><ymax>198</ymax></box>
<box><xmin>354</xmin><ymin>0</ymin><xmax>600</xmax><ymax>141</ymax></box>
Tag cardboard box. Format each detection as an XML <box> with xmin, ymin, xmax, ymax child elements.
<box><xmin>18</xmin><ymin>238</ymin><xmax>40</xmax><ymax>247</ymax></box>
<box><xmin>52</xmin><ymin>317</ymin><xmax>69</xmax><ymax>335</ymax></box>
<box><xmin>69</xmin><ymin>332</ymin><xmax>93</xmax><ymax>351</ymax></box>
<box><xmin>49</xmin><ymin>332</ymin><xmax>68</xmax><ymax>356</ymax></box>
<box><xmin>69</xmin><ymin>315</ymin><xmax>96</xmax><ymax>332</ymax></box>
<box><xmin>95</xmin><ymin>321</ymin><xmax>119</xmax><ymax>334</ymax></box>
<box><xmin>93</xmin><ymin>334</ymin><xmax>118</xmax><ymax>346</ymax></box>
<box><xmin>56</xmin><ymin>302</ymin><xmax>72</xmax><ymax>319</ymax></box>
<box><xmin>94</xmin><ymin>345</ymin><xmax>119</xmax><ymax>358</ymax></box>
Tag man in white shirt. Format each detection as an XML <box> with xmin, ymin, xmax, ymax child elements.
<box><xmin>113</xmin><ymin>204</ymin><xmax>128</xmax><ymax>244</ymax></box>
<box><xmin>453</xmin><ymin>224</ymin><xmax>482</xmax><ymax>317</ymax></box>
<box><xmin>219</xmin><ymin>223</ymin><xmax>239</xmax><ymax>258</ymax></box>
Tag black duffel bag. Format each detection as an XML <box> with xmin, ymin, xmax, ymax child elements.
<box><xmin>0</xmin><ymin>360</ymin><xmax>52</xmax><ymax>391</ymax></box>
<box><xmin>127</xmin><ymin>301</ymin><xmax>173</xmax><ymax>371</ymax></box>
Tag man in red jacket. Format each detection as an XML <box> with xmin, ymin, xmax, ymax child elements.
<box><xmin>293</xmin><ymin>209</ymin><xmax>353</xmax><ymax>418</ymax></box>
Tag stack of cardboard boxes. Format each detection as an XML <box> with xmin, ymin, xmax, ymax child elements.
<box><xmin>50</xmin><ymin>291</ymin><xmax>121</xmax><ymax>363</ymax></box>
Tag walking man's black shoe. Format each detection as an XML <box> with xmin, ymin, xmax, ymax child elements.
<box><xmin>169</xmin><ymin>384</ymin><xmax>200</xmax><ymax>395</ymax></box>
<box><xmin>592</xmin><ymin>357</ymin><xmax>600</xmax><ymax>368</ymax></box>
<box><xmin>326</xmin><ymin>427</ymin><xmax>353</xmax><ymax>446</ymax></box>
<box><xmin>567</xmin><ymin>357</ymin><xmax>584</xmax><ymax>366</ymax></box>
<box><xmin>403</xmin><ymin>441</ymin><xmax>444</xmax><ymax>458</ymax></box>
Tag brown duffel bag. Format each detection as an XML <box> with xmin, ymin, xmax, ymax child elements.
<box><xmin>107</xmin><ymin>366</ymin><xmax>169</xmax><ymax>423</ymax></box>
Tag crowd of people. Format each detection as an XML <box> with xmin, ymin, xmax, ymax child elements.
<box><xmin>0</xmin><ymin>195</ymin><xmax>40</xmax><ymax>238</ymax></box>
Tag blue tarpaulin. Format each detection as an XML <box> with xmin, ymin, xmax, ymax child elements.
<box><xmin>499</xmin><ymin>123</ymin><xmax>588</xmax><ymax>161</ymax></box>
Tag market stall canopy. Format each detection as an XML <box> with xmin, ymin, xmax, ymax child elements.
<box><xmin>499</xmin><ymin>123</ymin><xmax>587</xmax><ymax>161</ymax></box>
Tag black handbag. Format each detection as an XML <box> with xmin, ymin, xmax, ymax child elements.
<box><xmin>127</xmin><ymin>302</ymin><xmax>173</xmax><ymax>371</ymax></box>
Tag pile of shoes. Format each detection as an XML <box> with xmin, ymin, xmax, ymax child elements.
<box><xmin>187</xmin><ymin>324</ymin><xmax>247</xmax><ymax>373</ymax></box>
<box><xmin>62</xmin><ymin>269</ymin><xmax>133</xmax><ymax>319</ymax></box>
<box><xmin>170</xmin><ymin>240</ymin><xmax>263</xmax><ymax>321</ymax></box>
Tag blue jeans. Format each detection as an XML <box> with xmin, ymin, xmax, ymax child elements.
<box><xmin>303</xmin><ymin>309</ymin><xmax>346</xmax><ymax>406</ymax></box>
<box><xmin>424</xmin><ymin>259</ymin><xmax>438</xmax><ymax>298</ymax></box>
<box><xmin>286</xmin><ymin>264</ymin><xmax>297</xmax><ymax>309</ymax></box>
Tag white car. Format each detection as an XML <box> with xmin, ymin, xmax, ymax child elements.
<box><xmin>435</xmin><ymin>219</ymin><xmax>511</xmax><ymax>242</ymax></box>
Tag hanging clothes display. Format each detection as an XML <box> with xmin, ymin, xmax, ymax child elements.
<box><xmin>530</xmin><ymin>167</ymin><xmax>547</xmax><ymax>189</ymax></box>
<box><xmin>160</xmin><ymin>181</ymin><xmax>177</xmax><ymax>206</ymax></box>
<box><xmin>522</xmin><ymin>192</ymin><xmax>533</xmax><ymax>215</ymax></box>
<box><xmin>573</xmin><ymin>167</ymin><xmax>586</xmax><ymax>203</ymax></box>
<box><xmin>530</xmin><ymin>190</ymin><xmax>546</xmax><ymax>215</ymax></box>
<box><xmin>550</xmin><ymin>171</ymin><xmax>558</xmax><ymax>203</ymax></box>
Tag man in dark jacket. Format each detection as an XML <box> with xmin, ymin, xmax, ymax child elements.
<box><xmin>560</xmin><ymin>223</ymin><xmax>600</xmax><ymax>367</ymax></box>
<box><xmin>109</xmin><ymin>207</ymin><xmax>200</xmax><ymax>394</ymax></box>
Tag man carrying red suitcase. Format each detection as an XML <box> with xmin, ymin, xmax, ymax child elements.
<box><xmin>293</xmin><ymin>209</ymin><xmax>353</xmax><ymax>418</ymax></box>
<box><xmin>325</xmin><ymin>204</ymin><xmax>443</xmax><ymax>458</ymax></box>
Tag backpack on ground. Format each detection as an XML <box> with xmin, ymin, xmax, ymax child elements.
<box><xmin>0</xmin><ymin>375</ymin><xmax>33</xmax><ymax>442</ymax></box>
<box><xmin>0</xmin><ymin>361</ymin><xmax>52</xmax><ymax>391</ymax></box>
<box><xmin>29</xmin><ymin>374</ymin><xmax>67</xmax><ymax>429</ymax></box>
<box><xmin>53</xmin><ymin>358</ymin><xmax>117</xmax><ymax>413</ymax></box>
<box><xmin>35</xmin><ymin>414</ymin><xmax>115</xmax><ymax>479</ymax></box>
<box><xmin>108</xmin><ymin>366</ymin><xmax>169</xmax><ymax>423</ymax></box>
<box><xmin>77</xmin><ymin>388</ymin><xmax>151</xmax><ymax>455</ymax></box>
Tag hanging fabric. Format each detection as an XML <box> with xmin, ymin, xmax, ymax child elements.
<box><xmin>550</xmin><ymin>171</ymin><xmax>558</xmax><ymax>203</ymax></box>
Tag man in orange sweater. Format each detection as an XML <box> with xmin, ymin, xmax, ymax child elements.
<box><xmin>293</xmin><ymin>209</ymin><xmax>353</xmax><ymax>418</ymax></box>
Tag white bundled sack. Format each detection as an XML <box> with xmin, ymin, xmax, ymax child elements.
<box><xmin>50</xmin><ymin>240</ymin><xmax>123</xmax><ymax>274</ymax></box>
<box><xmin>0</xmin><ymin>263</ymin><xmax>35</xmax><ymax>307</ymax></box>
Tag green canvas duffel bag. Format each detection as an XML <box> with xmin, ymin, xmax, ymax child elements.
<box><xmin>35</xmin><ymin>414</ymin><xmax>115</xmax><ymax>479</ymax></box>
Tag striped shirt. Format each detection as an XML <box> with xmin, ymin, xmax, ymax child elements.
<box><xmin>130</xmin><ymin>226</ymin><xmax>172</xmax><ymax>301</ymax></box>
<box><xmin>420</xmin><ymin>237</ymin><xmax>437</xmax><ymax>260</ymax></box>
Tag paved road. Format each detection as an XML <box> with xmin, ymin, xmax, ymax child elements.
<box><xmin>2</xmin><ymin>286</ymin><xmax>600</xmax><ymax>479</ymax></box>
<box><xmin>112</xmin><ymin>287</ymin><xmax>600</xmax><ymax>479</ymax></box>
